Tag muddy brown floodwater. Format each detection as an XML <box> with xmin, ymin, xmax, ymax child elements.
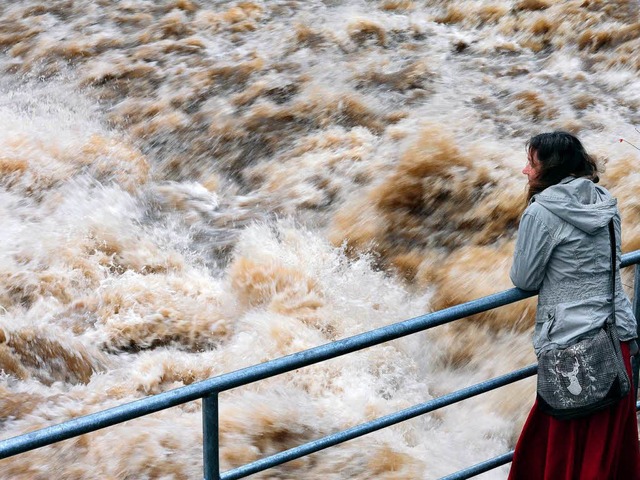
<box><xmin>0</xmin><ymin>1</ymin><xmax>639</xmax><ymax>478</ymax></box>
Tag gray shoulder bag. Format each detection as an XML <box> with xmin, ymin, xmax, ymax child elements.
<box><xmin>536</xmin><ymin>219</ymin><xmax>630</xmax><ymax>420</ymax></box>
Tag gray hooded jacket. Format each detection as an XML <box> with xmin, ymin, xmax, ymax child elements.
<box><xmin>510</xmin><ymin>176</ymin><xmax>637</xmax><ymax>355</ymax></box>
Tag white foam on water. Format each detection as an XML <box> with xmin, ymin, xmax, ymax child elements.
<box><xmin>0</xmin><ymin>0</ymin><xmax>639</xmax><ymax>478</ymax></box>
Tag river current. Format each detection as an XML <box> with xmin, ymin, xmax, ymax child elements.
<box><xmin>0</xmin><ymin>1</ymin><xmax>639</xmax><ymax>478</ymax></box>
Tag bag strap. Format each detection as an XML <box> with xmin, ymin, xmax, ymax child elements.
<box><xmin>608</xmin><ymin>219</ymin><xmax>617</xmax><ymax>325</ymax></box>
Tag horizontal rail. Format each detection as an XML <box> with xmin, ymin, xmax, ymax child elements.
<box><xmin>0</xmin><ymin>289</ymin><xmax>537</xmax><ymax>459</ymax></box>
<box><xmin>1</xmin><ymin>251</ymin><xmax>638</xmax><ymax>462</ymax></box>
<box><xmin>622</xmin><ymin>250</ymin><xmax>640</xmax><ymax>268</ymax></box>
<box><xmin>440</xmin><ymin>452</ymin><xmax>514</xmax><ymax>480</ymax></box>
<box><xmin>440</xmin><ymin>401</ymin><xmax>640</xmax><ymax>480</ymax></box>
<box><xmin>222</xmin><ymin>365</ymin><xmax>537</xmax><ymax>480</ymax></box>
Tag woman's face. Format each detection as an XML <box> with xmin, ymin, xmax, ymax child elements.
<box><xmin>523</xmin><ymin>149</ymin><xmax>540</xmax><ymax>184</ymax></box>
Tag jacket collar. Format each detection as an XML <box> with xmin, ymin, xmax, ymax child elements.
<box><xmin>528</xmin><ymin>176</ymin><xmax>577</xmax><ymax>205</ymax></box>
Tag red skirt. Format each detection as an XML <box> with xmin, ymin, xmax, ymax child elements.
<box><xmin>509</xmin><ymin>342</ymin><xmax>640</xmax><ymax>480</ymax></box>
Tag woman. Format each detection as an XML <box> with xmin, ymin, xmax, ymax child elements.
<box><xmin>508</xmin><ymin>131</ymin><xmax>640</xmax><ymax>479</ymax></box>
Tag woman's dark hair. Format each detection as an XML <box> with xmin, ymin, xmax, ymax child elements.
<box><xmin>526</xmin><ymin>131</ymin><xmax>599</xmax><ymax>201</ymax></box>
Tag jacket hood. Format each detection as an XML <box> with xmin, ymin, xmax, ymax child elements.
<box><xmin>533</xmin><ymin>176</ymin><xmax>617</xmax><ymax>234</ymax></box>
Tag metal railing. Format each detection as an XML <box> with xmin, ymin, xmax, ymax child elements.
<box><xmin>2</xmin><ymin>250</ymin><xmax>640</xmax><ymax>479</ymax></box>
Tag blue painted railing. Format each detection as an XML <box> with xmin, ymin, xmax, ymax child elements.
<box><xmin>2</xmin><ymin>250</ymin><xmax>640</xmax><ymax>479</ymax></box>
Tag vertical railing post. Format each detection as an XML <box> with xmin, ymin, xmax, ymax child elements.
<box><xmin>203</xmin><ymin>393</ymin><xmax>220</xmax><ymax>480</ymax></box>
<box><xmin>633</xmin><ymin>265</ymin><xmax>640</xmax><ymax>403</ymax></box>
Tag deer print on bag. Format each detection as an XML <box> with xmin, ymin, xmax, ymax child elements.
<box><xmin>559</xmin><ymin>358</ymin><xmax>582</xmax><ymax>396</ymax></box>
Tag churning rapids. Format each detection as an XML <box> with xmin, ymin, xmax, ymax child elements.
<box><xmin>0</xmin><ymin>0</ymin><xmax>639</xmax><ymax>478</ymax></box>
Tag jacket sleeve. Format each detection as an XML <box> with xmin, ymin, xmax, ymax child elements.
<box><xmin>510</xmin><ymin>211</ymin><xmax>555</xmax><ymax>291</ymax></box>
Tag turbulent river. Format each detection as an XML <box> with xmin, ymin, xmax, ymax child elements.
<box><xmin>0</xmin><ymin>1</ymin><xmax>639</xmax><ymax>478</ymax></box>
